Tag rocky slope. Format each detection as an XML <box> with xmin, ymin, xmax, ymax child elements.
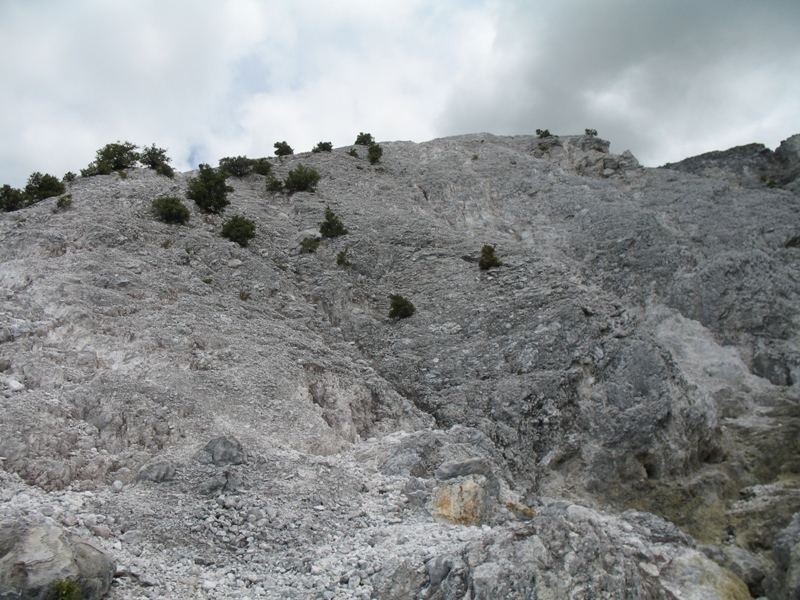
<box><xmin>1</xmin><ymin>132</ymin><xmax>799</xmax><ymax>598</ymax></box>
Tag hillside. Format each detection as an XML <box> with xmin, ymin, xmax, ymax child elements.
<box><xmin>1</xmin><ymin>132</ymin><xmax>799</xmax><ymax>598</ymax></box>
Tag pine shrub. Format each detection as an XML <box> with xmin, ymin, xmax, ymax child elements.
<box><xmin>63</xmin><ymin>172</ymin><xmax>76</xmax><ymax>183</ymax></box>
<box><xmin>252</xmin><ymin>158</ymin><xmax>273</xmax><ymax>176</ymax></box>
<box><xmin>347</xmin><ymin>148</ymin><xmax>359</xmax><ymax>158</ymax></box>
<box><xmin>367</xmin><ymin>142</ymin><xmax>383</xmax><ymax>165</ymax></box>
<box><xmin>536</xmin><ymin>129</ymin><xmax>552</xmax><ymax>139</ymax></box>
<box><xmin>218</xmin><ymin>156</ymin><xmax>255</xmax><ymax>177</ymax></box>
<box><xmin>152</xmin><ymin>196</ymin><xmax>190</xmax><ymax>224</ymax></box>
<box><xmin>81</xmin><ymin>141</ymin><xmax>140</xmax><ymax>176</ymax></box>
<box><xmin>24</xmin><ymin>172</ymin><xmax>65</xmax><ymax>201</ymax></box>
<box><xmin>140</xmin><ymin>144</ymin><xmax>174</xmax><ymax>177</ymax></box>
<box><xmin>55</xmin><ymin>194</ymin><xmax>72</xmax><ymax>211</ymax></box>
<box><xmin>221</xmin><ymin>215</ymin><xmax>256</xmax><ymax>246</ymax></box>
<box><xmin>274</xmin><ymin>141</ymin><xmax>294</xmax><ymax>156</ymax></box>
<box><xmin>312</xmin><ymin>141</ymin><xmax>333</xmax><ymax>153</ymax></box>
<box><xmin>585</xmin><ymin>128</ymin><xmax>598</xmax><ymax>137</ymax></box>
<box><xmin>300</xmin><ymin>236</ymin><xmax>320</xmax><ymax>253</ymax></box>
<box><xmin>319</xmin><ymin>206</ymin><xmax>348</xmax><ymax>238</ymax></box>
<box><xmin>265</xmin><ymin>175</ymin><xmax>284</xmax><ymax>192</ymax></box>
<box><xmin>355</xmin><ymin>132</ymin><xmax>374</xmax><ymax>146</ymax></box>
<box><xmin>389</xmin><ymin>294</ymin><xmax>415</xmax><ymax>319</ymax></box>
<box><xmin>1</xmin><ymin>185</ymin><xmax>26</xmax><ymax>212</ymax></box>
<box><xmin>284</xmin><ymin>164</ymin><xmax>320</xmax><ymax>194</ymax></box>
<box><xmin>336</xmin><ymin>246</ymin><xmax>351</xmax><ymax>266</ymax></box>
<box><xmin>186</xmin><ymin>164</ymin><xmax>233</xmax><ymax>213</ymax></box>
<box><xmin>478</xmin><ymin>244</ymin><xmax>502</xmax><ymax>270</ymax></box>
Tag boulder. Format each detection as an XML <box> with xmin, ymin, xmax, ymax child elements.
<box><xmin>0</xmin><ymin>522</ymin><xmax>115</xmax><ymax>600</ymax></box>
<box><xmin>196</xmin><ymin>436</ymin><xmax>245</xmax><ymax>466</ymax></box>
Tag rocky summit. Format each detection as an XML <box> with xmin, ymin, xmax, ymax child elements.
<box><xmin>0</xmin><ymin>131</ymin><xmax>799</xmax><ymax>599</ymax></box>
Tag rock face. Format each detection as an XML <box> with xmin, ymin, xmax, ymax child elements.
<box><xmin>0</xmin><ymin>131</ymin><xmax>799</xmax><ymax>597</ymax></box>
<box><xmin>0</xmin><ymin>521</ymin><xmax>115</xmax><ymax>599</ymax></box>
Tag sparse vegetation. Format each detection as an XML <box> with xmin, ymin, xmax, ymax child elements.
<box><xmin>274</xmin><ymin>141</ymin><xmax>294</xmax><ymax>156</ymax></box>
<box><xmin>472</xmin><ymin>154</ymin><xmax>479</xmax><ymax>161</ymax></box>
<box><xmin>162</xmin><ymin>239</ymin><xmax>172</xmax><ymax>249</ymax></box>
<box><xmin>347</xmin><ymin>148</ymin><xmax>359</xmax><ymax>158</ymax></box>
<box><xmin>284</xmin><ymin>164</ymin><xmax>321</xmax><ymax>194</ymax></box>
<box><xmin>63</xmin><ymin>171</ymin><xmax>76</xmax><ymax>183</ymax></box>
<box><xmin>319</xmin><ymin>206</ymin><xmax>348</xmax><ymax>238</ymax></box>
<box><xmin>221</xmin><ymin>215</ymin><xmax>256</xmax><ymax>247</ymax></box>
<box><xmin>152</xmin><ymin>196</ymin><xmax>190</xmax><ymax>224</ymax></box>
<box><xmin>265</xmin><ymin>175</ymin><xmax>284</xmax><ymax>192</ymax></box>
<box><xmin>355</xmin><ymin>132</ymin><xmax>374</xmax><ymax>146</ymax></box>
<box><xmin>48</xmin><ymin>579</ymin><xmax>81</xmax><ymax>600</ymax></box>
<box><xmin>585</xmin><ymin>128</ymin><xmax>598</xmax><ymax>137</ymax></box>
<box><xmin>81</xmin><ymin>141</ymin><xmax>140</xmax><ymax>176</ymax></box>
<box><xmin>203</xmin><ymin>277</ymin><xmax>213</xmax><ymax>284</ymax></box>
<box><xmin>478</xmin><ymin>244</ymin><xmax>502</xmax><ymax>270</ymax></box>
<box><xmin>538</xmin><ymin>144</ymin><xmax>548</xmax><ymax>151</ymax></box>
<box><xmin>536</xmin><ymin>129</ymin><xmax>552</xmax><ymax>139</ymax></box>
<box><xmin>367</xmin><ymin>142</ymin><xmax>383</xmax><ymax>165</ymax></box>
<box><xmin>219</xmin><ymin>156</ymin><xmax>257</xmax><ymax>177</ymax></box>
<box><xmin>592</xmin><ymin>146</ymin><xmax>607</xmax><ymax>153</ymax></box>
<box><xmin>300</xmin><ymin>236</ymin><xmax>320</xmax><ymax>253</ymax></box>
<box><xmin>55</xmin><ymin>194</ymin><xmax>72</xmax><ymax>211</ymax></box>
<box><xmin>336</xmin><ymin>246</ymin><xmax>351</xmax><ymax>266</ymax></box>
<box><xmin>139</xmin><ymin>144</ymin><xmax>174</xmax><ymax>178</ymax></box>
<box><xmin>252</xmin><ymin>158</ymin><xmax>273</xmax><ymax>176</ymax></box>
<box><xmin>186</xmin><ymin>164</ymin><xmax>233</xmax><ymax>213</ymax></box>
<box><xmin>239</xmin><ymin>290</ymin><xmax>251</xmax><ymax>300</ymax></box>
<box><xmin>389</xmin><ymin>294</ymin><xmax>415</xmax><ymax>319</ymax></box>
<box><xmin>312</xmin><ymin>141</ymin><xmax>333</xmax><ymax>153</ymax></box>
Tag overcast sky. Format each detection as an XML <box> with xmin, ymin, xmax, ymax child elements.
<box><xmin>1</xmin><ymin>0</ymin><xmax>798</xmax><ymax>188</ymax></box>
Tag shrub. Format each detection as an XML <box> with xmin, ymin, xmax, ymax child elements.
<box><xmin>284</xmin><ymin>164</ymin><xmax>320</xmax><ymax>193</ymax></box>
<box><xmin>472</xmin><ymin>154</ymin><xmax>479</xmax><ymax>161</ymax></box>
<box><xmin>535</xmin><ymin>129</ymin><xmax>551</xmax><ymax>139</ymax></box>
<box><xmin>81</xmin><ymin>141</ymin><xmax>139</xmax><ymax>176</ymax></box>
<box><xmin>63</xmin><ymin>171</ymin><xmax>76</xmax><ymax>183</ymax></box>
<box><xmin>221</xmin><ymin>215</ymin><xmax>256</xmax><ymax>246</ymax></box>
<box><xmin>312</xmin><ymin>141</ymin><xmax>333</xmax><ymax>153</ymax></box>
<box><xmin>152</xmin><ymin>196</ymin><xmax>190</xmax><ymax>224</ymax></box>
<box><xmin>388</xmin><ymin>294</ymin><xmax>415</xmax><ymax>319</ymax></box>
<box><xmin>300</xmin><ymin>236</ymin><xmax>320</xmax><ymax>252</ymax></box>
<box><xmin>478</xmin><ymin>244</ymin><xmax>502</xmax><ymax>270</ymax></box>
<box><xmin>140</xmin><ymin>144</ymin><xmax>174</xmax><ymax>177</ymax></box>
<box><xmin>218</xmin><ymin>156</ymin><xmax>255</xmax><ymax>177</ymax></box>
<box><xmin>347</xmin><ymin>148</ymin><xmax>359</xmax><ymax>158</ymax></box>
<box><xmin>319</xmin><ymin>206</ymin><xmax>348</xmax><ymax>238</ymax></box>
<box><xmin>336</xmin><ymin>246</ymin><xmax>351</xmax><ymax>266</ymax></box>
<box><xmin>186</xmin><ymin>164</ymin><xmax>233</xmax><ymax>213</ymax></box>
<box><xmin>24</xmin><ymin>172</ymin><xmax>65</xmax><ymax>201</ymax></box>
<box><xmin>252</xmin><ymin>158</ymin><xmax>273</xmax><ymax>176</ymax></box>
<box><xmin>239</xmin><ymin>290</ymin><xmax>251</xmax><ymax>300</ymax></box>
<box><xmin>355</xmin><ymin>132</ymin><xmax>374</xmax><ymax>146</ymax></box>
<box><xmin>48</xmin><ymin>579</ymin><xmax>81</xmax><ymax>600</ymax></box>
<box><xmin>55</xmin><ymin>194</ymin><xmax>72</xmax><ymax>211</ymax></box>
<box><xmin>274</xmin><ymin>141</ymin><xmax>294</xmax><ymax>156</ymax></box>
<box><xmin>367</xmin><ymin>142</ymin><xmax>383</xmax><ymax>165</ymax></box>
<box><xmin>1</xmin><ymin>184</ymin><xmax>26</xmax><ymax>212</ymax></box>
<box><xmin>265</xmin><ymin>175</ymin><xmax>284</xmax><ymax>192</ymax></box>
<box><xmin>585</xmin><ymin>128</ymin><xmax>598</xmax><ymax>137</ymax></box>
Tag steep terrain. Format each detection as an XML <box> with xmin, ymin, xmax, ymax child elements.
<box><xmin>1</xmin><ymin>132</ymin><xmax>799</xmax><ymax>598</ymax></box>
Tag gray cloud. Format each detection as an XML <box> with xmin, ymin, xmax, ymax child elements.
<box><xmin>436</xmin><ymin>1</ymin><xmax>800</xmax><ymax>165</ymax></box>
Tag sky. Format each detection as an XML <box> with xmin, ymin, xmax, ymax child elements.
<box><xmin>1</xmin><ymin>0</ymin><xmax>799</xmax><ymax>188</ymax></box>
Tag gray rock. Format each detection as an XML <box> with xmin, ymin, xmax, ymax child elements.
<box><xmin>700</xmin><ymin>544</ymin><xmax>767</xmax><ymax>597</ymax></box>
<box><xmin>136</xmin><ymin>460</ymin><xmax>176</xmax><ymax>483</ymax></box>
<box><xmin>0</xmin><ymin>522</ymin><xmax>115</xmax><ymax>600</ymax></box>
<box><xmin>197</xmin><ymin>437</ymin><xmax>245</xmax><ymax>466</ymax></box>
<box><xmin>765</xmin><ymin>512</ymin><xmax>800</xmax><ymax>600</ymax></box>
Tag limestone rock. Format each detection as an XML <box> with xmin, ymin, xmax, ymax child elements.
<box><xmin>0</xmin><ymin>522</ymin><xmax>115</xmax><ymax>600</ymax></box>
<box><xmin>429</xmin><ymin>475</ymin><xmax>489</xmax><ymax>526</ymax></box>
<box><xmin>196</xmin><ymin>437</ymin><xmax>245</xmax><ymax>466</ymax></box>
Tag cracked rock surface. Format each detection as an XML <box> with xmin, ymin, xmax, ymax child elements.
<box><xmin>1</xmin><ymin>132</ymin><xmax>799</xmax><ymax>598</ymax></box>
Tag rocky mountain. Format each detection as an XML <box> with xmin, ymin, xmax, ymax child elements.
<box><xmin>1</xmin><ymin>131</ymin><xmax>799</xmax><ymax>599</ymax></box>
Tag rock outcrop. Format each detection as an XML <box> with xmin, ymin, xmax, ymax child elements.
<box><xmin>1</xmin><ymin>131</ymin><xmax>798</xmax><ymax>597</ymax></box>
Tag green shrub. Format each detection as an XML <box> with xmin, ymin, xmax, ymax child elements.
<box><xmin>63</xmin><ymin>171</ymin><xmax>76</xmax><ymax>183</ymax></box>
<box><xmin>388</xmin><ymin>294</ymin><xmax>415</xmax><ymax>319</ymax></box>
<box><xmin>81</xmin><ymin>141</ymin><xmax>139</xmax><ymax>176</ymax></box>
<box><xmin>25</xmin><ymin>172</ymin><xmax>65</xmax><ymax>201</ymax></box>
<box><xmin>48</xmin><ymin>579</ymin><xmax>81</xmax><ymax>600</ymax></box>
<box><xmin>284</xmin><ymin>164</ymin><xmax>320</xmax><ymax>193</ymax></box>
<box><xmin>1</xmin><ymin>184</ymin><xmax>26</xmax><ymax>212</ymax></box>
<box><xmin>140</xmin><ymin>144</ymin><xmax>174</xmax><ymax>177</ymax></box>
<box><xmin>265</xmin><ymin>175</ymin><xmax>284</xmax><ymax>192</ymax></box>
<box><xmin>312</xmin><ymin>141</ymin><xmax>333</xmax><ymax>153</ymax></box>
<box><xmin>274</xmin><ymin>141</ymin><xmax>294</xmax><ymax>156</ymax></box>
<box><xmin>367</xmin><ymin>142</ymin><xmax>382</xmax><ymax>165</ymax></box>
<box><xmin>478</xmin><ymin>244</ymin><xmax>502</xmax><ymax>270</ymax></box>
<box><xmin>336</xmin><ymin>246</ymin><xmax>351</xmax><ymax>266</ymax></box>
<box><xmin>239</xmin><ymin>290</ymin><xmax>251</xmax><ymax>300</ymax></box>
<box><xmin>186</xmin><ymin>164</ymin><xmax>233</xmax><ymax>213</ymax></box>
<box><xmin>300</xmin><ymin>236</ymin><xmax>320</xmax><ymax>252</ymax></box>
<box><xmin>347</xmin><ymin>148</ymin><xmax>359</xmax><ymax>158</ymax></box>
<box><xmin>355</xmin><ymin>132</ymin><xmax>374</xmax><ymax>146</ymax></box>
<box><xmin>472</xmin><ymin>154</ymin><xmax>479</xmax><ymax>161</ymax></box>
<box><xmin>252</xmin><ymin>158</ymin><xmax>273</xmax><ymax>176</ymax></box>
<box><xmin>585</xmin><ymin>128</ymin><xmax>598</xmax><ymax>137</ymax></box>
<box><xmin>221</xmin><ymin>215</ymin><xmax>256</xmax><ymax>246</ymax></box>
<box><xmin>55</xmin><ymin>194</ymin><xmax>72</xmax><ymax>211</ymax></box>
<box><xmin>152</xmin><ymin>196</ymin><xmax>190</xmax><ymax>224</ymax></box>
<box><xmin>535</xmin><ymin>129</ymin><xmax>551</xmax><ymax>139</ymax></box>
<box><xmin>319</xmin><ymin>206</ymin><xmax>348</xmax><ymax>238</ymax></box>
<box><xmin>218</xmin><ymin>156</ymin><xmax>255</xmax><ymax>177</ymax></box>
